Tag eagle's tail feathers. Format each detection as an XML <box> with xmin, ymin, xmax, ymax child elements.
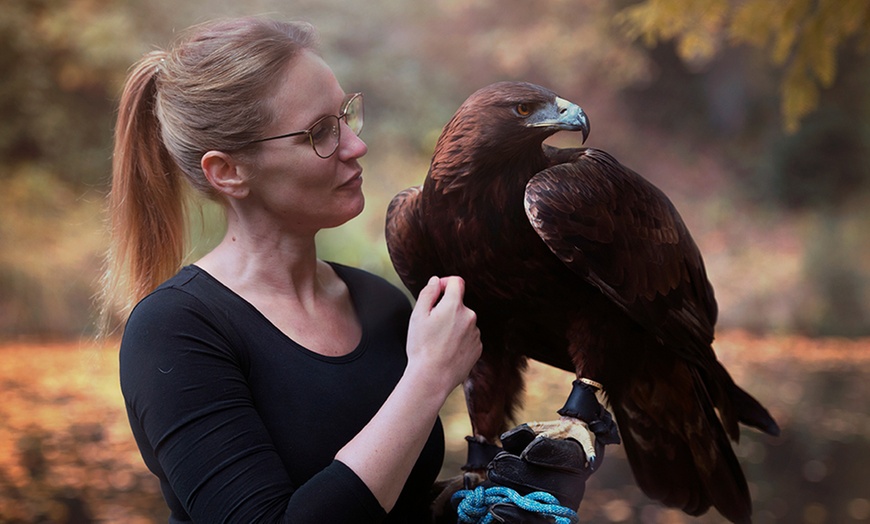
<box><xmin>729</xmin><ymin>381</ymin><xmax>781</xmax><ymax>437</ymax></box>
<box><xmin>611</xmin><ymin>362</ymin><xmax>754</xmax><ymax>523</ymax></box>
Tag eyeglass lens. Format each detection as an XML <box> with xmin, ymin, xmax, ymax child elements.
<box><xmin>309</xmin><ymin>94</ymin><xmax>364</xmax><ymax>158</ymax></box>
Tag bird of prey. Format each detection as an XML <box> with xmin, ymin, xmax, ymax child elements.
<box><xmin>385</xmin><ymin>81</ymin><xmax>779</xmax><ymax>523</ymax></box>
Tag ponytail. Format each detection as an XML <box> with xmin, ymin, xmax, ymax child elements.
<box><xmin>98</xmin><ymin>17</ymin><xmax>319</xmax><ymax>334</ymax></box>
<box><xmin>101</xmin><ymin>51</ymin><xmax>187</xmax><ymax>328</ymax></box>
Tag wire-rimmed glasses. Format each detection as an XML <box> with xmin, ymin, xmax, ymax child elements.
<box><xmin>248</xmin><ymin>92</ymin><xmax>363</xmax><ymax>158</ymax></box>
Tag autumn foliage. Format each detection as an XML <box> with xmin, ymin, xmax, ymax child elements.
<box><xmin>2</xmin><ymin>334</ymin><xmax>869</xmax><ymax>523</ymax></box>
<box><xmin>0</xmin><ymin>1</ymin><xmax>869</xmax><ymax>521</ymax></box>
<box><xmin>619</xmin><ymin>0</ymin><xmax>870</xmax><ymax>132</ymax></box>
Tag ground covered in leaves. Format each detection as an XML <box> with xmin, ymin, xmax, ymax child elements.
<box><xmin>0</xmin><ymin>342</ymin><xmax>167</xmax><ymax>523</ymax></box>
<box><xmin>1</xmin><ymin>333</ymin><xmax>868</xmax><ymax>523</ymax></box>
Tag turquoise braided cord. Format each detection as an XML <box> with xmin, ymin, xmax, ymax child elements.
<box><xmin>451</xmin><ymin>485</ymin><xmax>579</xmax><ymax>524</ymax></box>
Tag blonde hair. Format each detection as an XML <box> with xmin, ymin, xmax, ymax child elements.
<box><xmin>100</xmin><ymin>17</ymin><xmax>318</xmax><ymax>329</ymax></box>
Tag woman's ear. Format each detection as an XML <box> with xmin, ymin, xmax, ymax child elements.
<box><xmin>201</xmin><ymin>151</ymin><xmax>250</xmax><ymax>199</ymax></box>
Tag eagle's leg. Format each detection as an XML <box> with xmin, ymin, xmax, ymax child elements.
<box><xmin>462</xmin><ymin>349</ymin><xmax>527</xmax><ymax>473</ymax></box>
<box><xmin>527</xmin><ymin>318</ymin><xmax>620</xmax><ymax>466</ymax></box>
<box><xmin>527</xmin><ymin>379</ymin><xmax>619</xmax><ymax>468</ymax></box>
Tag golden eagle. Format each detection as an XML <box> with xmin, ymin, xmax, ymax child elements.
<box><xmin>385</xmin><ymin>81</ymin><xmax>779</xmax><ymax>523</ymax></box>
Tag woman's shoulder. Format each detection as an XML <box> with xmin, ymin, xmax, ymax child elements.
<box><xmin>130</xmin><ymin>265</ymin><xmax>211</xmax><ymax>310</ymax></box>
<box><xmin>124</xmin><ymin>265</ymin><xmax>239</xmax><ymax>336</ymax></box>
<box><xmin>120</xmin><ymin>266</ymin><xmax>247</xmax><ymax>375</ymax></box>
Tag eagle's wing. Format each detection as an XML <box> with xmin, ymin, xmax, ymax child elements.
<box><xmin>528</xmin><ymin>148</ymin><xmax>775</xmax><ymax>521</ymax></box>
<box><xmin>385</xmin><ymin>186</ymin><xmax>443</xmax><ymax>298</ymax></box>
<box><xmin>525</xmin><ymin>147</ymin><xmax>718</xmax><ymax>364</ymax></box>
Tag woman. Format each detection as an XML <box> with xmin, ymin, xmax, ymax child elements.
<box><xmin>102</xmin><ymin>17</ymin><xmax>482</xmax><ymax>522</ymax></box>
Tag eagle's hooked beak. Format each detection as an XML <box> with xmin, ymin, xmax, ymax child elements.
<box><xmin>528</xmin><ymin>97</ymin><xmax>590</xmax><ymax>143</ymax></box>
<box><xmin>554</xmin><ymin>97</ymin><xmax>589</xmax><ymax>143</ymax></box>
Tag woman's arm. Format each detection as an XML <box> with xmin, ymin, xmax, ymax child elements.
<box><xmin>336</xmin><ymin>275</ymin><xmax>482</xmax><ymax>512</ymax></box>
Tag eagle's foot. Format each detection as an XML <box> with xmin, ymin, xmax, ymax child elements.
<box><xmin>526</xmin><ymin>379</ymin><xmax>621</xmax><ymax>469</ymax></box>
<box><xmin>526</xmin><ymin>416</ymin><xmax>599</xmax><ymax>468</ymax></box>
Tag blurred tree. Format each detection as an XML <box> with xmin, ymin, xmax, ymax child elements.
<box><xmin>0</xmin><ymin>0</ymin><xmax>866</xmax><ymax>337</ymax></box>
<box><xmin>415</xmin><ymin>0</ymin><xmax>653</xmax><ymax>100</ymax></box>
<box><xmin>0</xmin><ymin>0</ymin><xmax>140</xmax><ymax>186</ymax></box>
<box><xmin>0</xmin><ymin>0</ymin><xmax>144</xmax><ymax>337</ymax></box>
<box><xmin>618</xmin><ymin>0</ymin><xmax>870</xmax><ymax>133</ymax></box>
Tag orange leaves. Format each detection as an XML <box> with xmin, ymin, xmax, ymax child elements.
<box><xmin>0</xmin><ymin>341</ymin><xmax>166</xmax><ymax>522</ymax></box>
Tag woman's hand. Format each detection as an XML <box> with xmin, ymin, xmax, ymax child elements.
<box><xmin>406</xmin><ymin>275</ymin><xmax>482</xmax><ymax>396</ymax></box>
<box><xmin>336</xmin><ymin>275</ymin><xmax>481</xmax><ymax>512</ymax></box>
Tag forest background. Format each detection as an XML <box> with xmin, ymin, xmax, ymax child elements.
<box><xmin>0</xmin><ymin>0</ymin><xmax>868</xmax><ymax>522</ymax></box>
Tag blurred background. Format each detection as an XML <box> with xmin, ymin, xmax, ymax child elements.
<box><xmin>0</xmin><ymin>0</ymin><xmax>868</xmax><ymax>522</ymax></box>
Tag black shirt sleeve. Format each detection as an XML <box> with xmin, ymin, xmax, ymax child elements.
<box><xmin>120</xmin><ymin>286</ymin><xmax>388</xmax><ymax>523</ymax></box>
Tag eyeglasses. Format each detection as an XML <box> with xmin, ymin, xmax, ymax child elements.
<box><xmin>248</xmin><ymin>92</ymin><xmax>364</xmax><ymax>158</ymax></box>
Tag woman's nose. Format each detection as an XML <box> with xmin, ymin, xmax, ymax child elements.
<box><xmin>338</xmin><ymin>121</ymin><xmax>367</xmax><ymax>160</ymax></box>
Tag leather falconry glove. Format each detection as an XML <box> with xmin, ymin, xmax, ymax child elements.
<box><xmin>482</xmin><ymin>424</ymin><xmax>601</xmax><ymax>523</ymax></box>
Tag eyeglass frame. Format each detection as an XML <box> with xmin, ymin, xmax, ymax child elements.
<box><xmin>246</xmin><ymin>92</ymin><xmax>364</xmax><ymax>159</ymax></box>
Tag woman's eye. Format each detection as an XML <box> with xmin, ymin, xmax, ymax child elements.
<box><xmin>310</xmin><ymin>118</ymin><xmax>337</xmax><ymax>143</ymax></box>
<box><xmin>516</xmin><ymin>103</ymin><xmax>531</xmax><ymax>116</ymax></box>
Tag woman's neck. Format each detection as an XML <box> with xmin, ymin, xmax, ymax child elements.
<box><xmin>195</xmin><ymin>217</ymin><xmax>326</xmax><ymax>302</ymax></box>
<box><xmin>195</xmin><ymin>223</ymin><xmax>360</xmax><ymax>356</ymax></box>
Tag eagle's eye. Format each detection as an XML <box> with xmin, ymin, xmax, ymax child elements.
<box><xmin>516</xmin><ymin>103</ymin><xmax>532</xmax><ymax>116</ymax></box>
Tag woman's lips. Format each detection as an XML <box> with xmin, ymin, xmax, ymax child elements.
<box><xmin>339</xmin><ymin>171</ymin><xmax>363</xmax><ymax>189</ymax></box>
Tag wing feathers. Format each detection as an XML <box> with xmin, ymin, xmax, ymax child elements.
<box><xmin>385</xmin><ymin>186</ymin><xmax>442</xmax><ymax>297</ymax></box>
<box><xmin>526</xmin><ymin>148</ymin><xmax>718</xmax><ymax>356</ymax></box>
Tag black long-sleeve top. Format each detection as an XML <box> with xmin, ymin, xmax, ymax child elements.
<box><xmin>119</xmin><ymin>264</ymin><xmax>444</xmax><ymax>523</ymax></box>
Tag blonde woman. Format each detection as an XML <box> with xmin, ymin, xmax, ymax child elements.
<box><xmin>103</xmin><ymin>17</ymin><xmax>481</xmax><ymax>522</ymax></box>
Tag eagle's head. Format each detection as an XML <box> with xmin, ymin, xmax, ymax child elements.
<box><xmin>428</xmin><ymin>82</ymin><xmax>589</xmax><ymax>193</ymax></box>
<box><xmin>441</xmin><ymin>82</ymin><xmax>589</xmax><ymax>153</ymax></box>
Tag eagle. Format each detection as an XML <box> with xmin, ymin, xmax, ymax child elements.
<box><xmin>384</xmin><ymin>82</ymin><xmax>780</xmax><ymax>523</ymax></box>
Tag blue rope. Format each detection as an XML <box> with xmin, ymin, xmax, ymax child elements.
<box><xmin>451</xmin><ymin>485</ymin><xmax>578</xmax><ymax>524</ymax></box>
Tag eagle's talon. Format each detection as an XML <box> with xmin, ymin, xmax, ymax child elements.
<box><xmin>527</xmin><ymin>416</ymin><xmax>599</xmax><ymax>468</ymax></box>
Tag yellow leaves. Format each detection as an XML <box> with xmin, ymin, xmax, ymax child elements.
<box><xmin>782</xmin><ymin>58</ymin><xmax>820</xmax><ymax>133</ymax></box>
<box><xmin>618</xmin><ymin>0</ymin><xmax>728</xmax><ymax>63</ymax></box>
<box><xmin>618</xmin><ymin>0</ymin><xmax>870</xmax><ymax>132</ymax></box>
<box><xmin>774</xmin><ymin>0</ymin><xmax>813</xmax><ymax>63</ymax></box>
<box><xmin>676</xmin><ymin>31</ymin><xmax>720</xmax><ymax>64</ymax></box>
<box><xmin>767</xmin><ymin>0</ymin><xmax>870</xmax><ymax>130</ymax></box>
<box><xmin>729</xmin><ymin>1</ymin><xmax>776</xmax><ymax>48</ymax></box>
